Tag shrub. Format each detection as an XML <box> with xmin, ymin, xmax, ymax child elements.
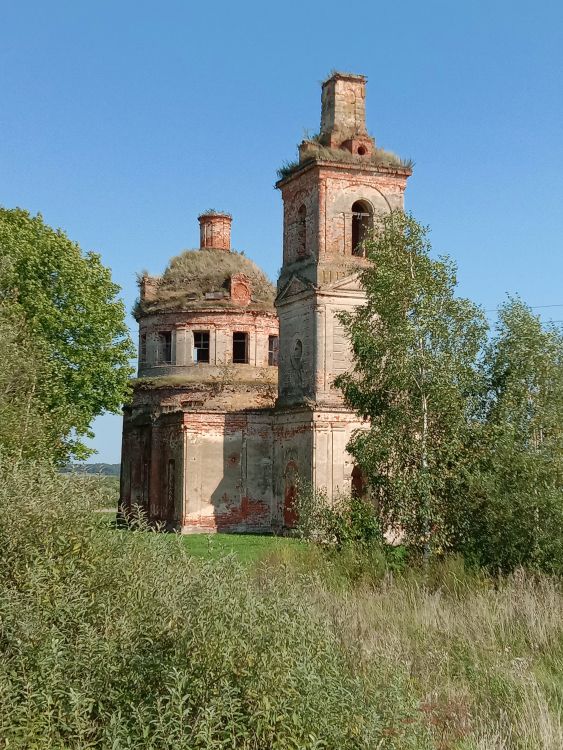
<box><xmin>0</xmin><ymin>460</ymin><xmax>428</xmax><ymax>749</ymax></box>
<box><xmin>1</xmin><ymin>460</ymin><xmax>562</xmax><ymax>748</ymax></box>
<box><xmin>294</xmin><ymin>481</ymin><xmax>383</xmax><ymax>549</ymax></box>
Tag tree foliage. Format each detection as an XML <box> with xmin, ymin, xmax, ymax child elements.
<box><xmin>0</xmin><ymin>207</ymin><xmax>134</xmax><ymax>459</ymax></box>
<box><xmin>0</xmin><ymin>303</ymin><xmax>68</xmax><ymax>462</ymax></box>
<box><xmin>337</xmin><ymin>211</ymin><xmax>563</xmax><ymax>572</ymax></box>
<box><xmin>462</xmin><ymin>299</ymin><xmax>563</xmax><ymax>572</ymax></box>
<box><xmin>336</xmin><ymin>211</ymin><xmax>487</xmax><ymax>555</ymax></box>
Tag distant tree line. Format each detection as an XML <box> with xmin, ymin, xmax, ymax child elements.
<box><xmin>62</xmin><ymin>463</ymin><xmax>121</xmax><ymax>476</ymax></box>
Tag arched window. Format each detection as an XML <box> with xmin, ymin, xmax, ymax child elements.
<box><xmin>297</xmin><ymin>204</ymin><xmax>307</xmax><ymax>256</ymax></box>
<box><xmin>351</xmin><ymin>200</ymin><xmax>372</xmax><ymax>256</ymax></box>
<box><xmin>351</xmin><ymin>465</ymin><xmax>367</xmax><ymax>498</ymax></box>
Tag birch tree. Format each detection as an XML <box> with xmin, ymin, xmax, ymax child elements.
<box><xmin>463</xmin><ymin>299</ymin><xmax>563</xmax><ymax>571</ymax></box>
<box><xmin>336</xmin><ymin>211</ymin><xmax>487</xmax><ymax>556</ymax></box>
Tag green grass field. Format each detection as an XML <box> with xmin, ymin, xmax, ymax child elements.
<box><xmin>177</xmin><ymin>531</ymin><xmax>301</xmax><ymax>563</ymax></box>
<box><xmin>94</xmin><ymin>478</ymin><xmax>300</xmax><ymax>566</ymax></box>
<box><xmin>97</xmin><ymin>509</ymin><xmax>301</xmax><ymax>565</ymax></box>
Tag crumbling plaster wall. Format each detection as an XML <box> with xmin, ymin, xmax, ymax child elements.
<box><xmin>321</xmin><ymin>169</ymin><xmax>404</xmax><ymax>259</ymax></box>
<box><xmin>181</xmin><ymin>410</ymin><xmax>275</xmax><ymax>533</ymax></box>
<box><xmin>272</xmin><ymin>407</ymin><xmax>366</xmax><ymax>525</ymax></box>
<box><xmin>277</xmin><ymin>291</ymin><xmax>316</xmax><ymax>406</ymax></box>
<box><xmin>312</xmin><ymin>289</ymin><xmax>367</xmax><ymax>407</ymax></box>
<box><xmin>281</xmin><ymin>168</ymin><xmax>320</xmax><ymax>271</ymax></box>
<box><xmin>121</xmin><ymin>411</ymin><xmax>185</xmax><ymax>528</ymax></box>
<box><xmin>122</xmin><ymin>407</ymin><xmax>277</xmax><ymax>533</ymax></box>
<box><xmin>272</xmin><ymin>409</ymin><xmax>314</xmax><ymax>527</ymax></box>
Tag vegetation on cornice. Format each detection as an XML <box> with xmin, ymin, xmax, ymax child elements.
<box><xmin>133</xmin><ymin>368</ymin><xmax>278</xmax><ymax>390</ymax></box>
<box><xmin>198</xmin><ymin>208</ymin><xmax>232</xmax><ymax>218</ymax></box>
<box><xmin>277</xmin><ymin>145</ymin><xmax>414</xmax><ymax>181</ymax></box>
<box><xmin>323</xmin><ymin>69</ymin><xmax>366</xmax><ymax>83</ymax></box>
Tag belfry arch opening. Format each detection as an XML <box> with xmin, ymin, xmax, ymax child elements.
<box><xmin>351</xmin><ymin>200</ymin><xmax>372</xmax><ymax>256</ymax></box>
<box><xmin>297</xmin><ymin>204</ymin><xmax>307</xmax><ymax>256</ymax></box>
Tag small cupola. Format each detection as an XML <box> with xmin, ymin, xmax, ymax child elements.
<box><xmin>198</xmin><ymin>210</ymin><xmax>232</xmax><ymax>251</ymax></box>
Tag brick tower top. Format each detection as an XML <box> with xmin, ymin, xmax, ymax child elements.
<box><xmin>275</xmin><ymin>72</ymin><xmax>412</xmax><ymax>407</ymax></box>
<box><xmin>319</xmin><ymin>72</ymin><xmax>373</xmax><ymax>152</ymax></box>
<box><xmin>198</xmin><ymin>211</ymin><xmax>232</xmax><ymax>251</ymax></box>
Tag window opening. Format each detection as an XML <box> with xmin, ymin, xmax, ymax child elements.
<box><xmin>352</xmin><ymin>200</ymin><xmax>372</xmax><ymax>256</ymax></box>
<box><xmin>297</xmin><ymin>204</ymin><xmax>307</xmax><ymax>255</ymax></box>
<box><xmin>268</xmin><ymin>335</ymin><xmax>279</xmax><ymax>366</ymax></box>
<box><xmin>158</xmin><ymin>331</ymin><xmax>172</xmax><ymax>364</ymax></box>
<box><xmin>232</xmin><ymin>331</ymin><xmax>249</xmax><ymax>364</ymax></box>
<box><xmin>193</xmin><ymin>331</ymin><xmax>210</xmax><ymax>363</ymax></box>
<box><xmin>351</xmin><ymin>465</ymin><xmax>367</xmax><ymax>498</ymax></box>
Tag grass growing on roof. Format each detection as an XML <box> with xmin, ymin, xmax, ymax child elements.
<box><xmin>277</xmin><ymin>144</ymin><xmax>414</xmax><ymax>181</ymax></box>
<box><xmin>135</xmin><ymin>248</ymin><xmax>276</xmax><ymax>317</ymax></box>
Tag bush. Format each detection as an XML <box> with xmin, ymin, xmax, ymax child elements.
<box><xmin>1</xmin><ymin>461</ymin><xmax>562</xmax><ymax>748</ymax></box>
<box><xmin>293</xmin><ymin>481</ymin><xmax>383</xmax><ymax>549</ymax></box>
<box><xmin>0</xmin><ymin>460</ymin><xmax>429</xmax><ymax>749</ymax></box>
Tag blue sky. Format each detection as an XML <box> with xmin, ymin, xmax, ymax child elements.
<box><xmin>1</xmin><ymin>1</ymin><xmax>562</xmax><ymax>462</ymax></box>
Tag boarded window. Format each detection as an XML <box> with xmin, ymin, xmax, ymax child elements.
<box><xmin>233</xmin><ymin>331</ymin><xmax>249</xmax><ymax>364</ymax></box>
<box><xmin>297</xmin><ymin>204</ymin><xmax>307</xmax><ymax>255</ymax></box>
<box><xmin>139</xmin><ymin>333</ymin><xmax>147</xmax><ymax>363</ymax></box>
<box><xmin>352</xmin><ymin>200</ymin><xmax>372</xmax><ymax>256</ymax></box>
<box><xmin>158</xmin><ymin>331</ymin><xmax>172</xmax><ymax>364</ymax></box>
<box><xmin>167</xmin><ymin>459</ymin><xmax>175</xmax><ymax>515</ymax></box>
<box><xmin>268</xmin><ymin>335</ymin><xmax>279</xmax><ymax>366</ymax></box>
<box><xmin>193</xmin><ymin>331</ymin><xmax>210</xmax><ymax>363</ymax></box>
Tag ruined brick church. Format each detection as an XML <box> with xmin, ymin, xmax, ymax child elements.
<box><xmin>120</xmin><ymin>72</ymin><xmax>411</xmax><ymax>532</ymax></box>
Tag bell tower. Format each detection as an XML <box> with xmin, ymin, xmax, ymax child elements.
<box><xmin>276</xmin><ymin>72</ymin><xmax>411</xmax><ymax>408</ymax></box>
<box><xmin>273</xmin><ymin>72</ymin><xmax>412</xmax><ymax>515</ymax></box>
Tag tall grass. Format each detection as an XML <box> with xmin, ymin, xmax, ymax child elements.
<box><xmin>0</xmin><ymin>460</ymin><xmax>561</xmax><ymax>748</ymax></box>
<box><xmin>0</xmin><ymin>461</ymin><xmax>427</xmax><ymax>748</ymax></box>
<box><xmin>261</xmin><ymin>547</ymin><xmax>563</xmax><ymax>749</ymax></box>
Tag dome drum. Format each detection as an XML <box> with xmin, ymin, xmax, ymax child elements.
<box><xmin>137</xmin><ymin>308</ymin><xmax>279</xmax><ymax>378</ymax></box>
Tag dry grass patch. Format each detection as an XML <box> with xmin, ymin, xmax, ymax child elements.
<box><xmin>316</xmin><ymin>564</ymin><xmax>563</xmax><ymax>749</ymax></box>
<box><xmin>135</xmin><ymin>248</ymin><xmax>276</xmax><ymax>316</ymax></box>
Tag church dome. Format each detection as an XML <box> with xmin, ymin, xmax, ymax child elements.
<box><xmin>134</xmin><ymin>212</ymin><xmax>276</xmax><ymax>319</ymax></box>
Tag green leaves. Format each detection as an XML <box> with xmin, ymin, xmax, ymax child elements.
<box><xmin>336</xmin><ymin>212</ymin><xmax>563</xmax><ymax>572</ymax></box>
<box><xmin>0</xmin><ymin>207</ymin><xmax>134</xmax><ymax>461</ymax></box>
<box><xmin>463</xmin><ymin>299</ymin><xmax>563</xmax><ymax>572</ymax></box>
<box><xmin>336</xmin><ymin>211</ymin><xmax>487</xmax><ymax>556</ymax></box>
